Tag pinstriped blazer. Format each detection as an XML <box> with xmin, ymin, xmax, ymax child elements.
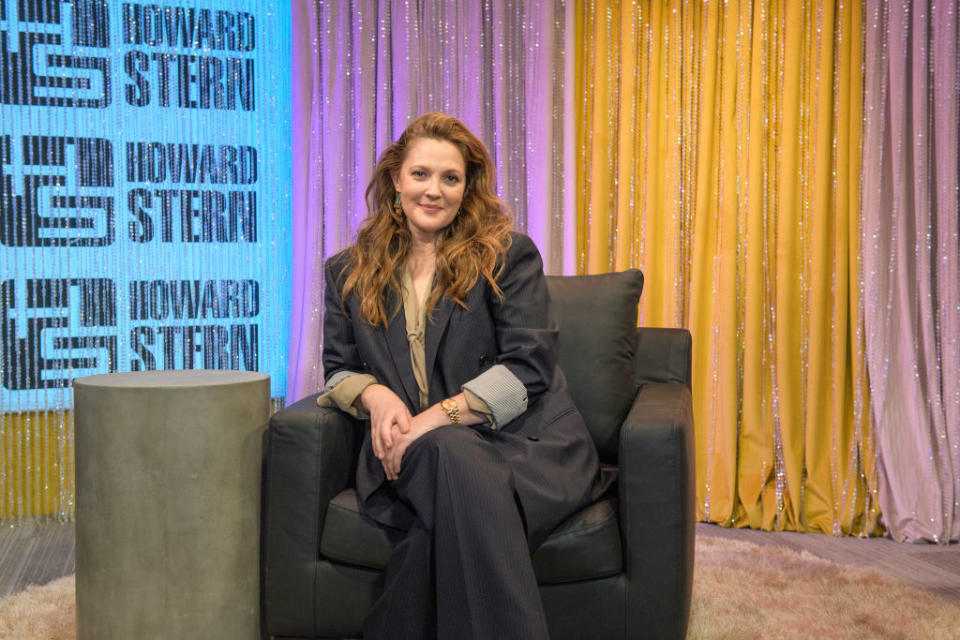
<box><xmin>321</xmin><ymin>232</ymin><xmax>603</xmax><ymax>545</ymax></box>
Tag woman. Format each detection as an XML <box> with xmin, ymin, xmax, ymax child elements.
<box><xmin>319</xmin><ymin>113</ymin><xmax>606</xmax><ymax>639</ymax></box>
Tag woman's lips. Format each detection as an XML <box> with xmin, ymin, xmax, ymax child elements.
<box><xmin>420</xmin><ymin>204</ymin><xmax>443</xmax><ymax>212</ymax></box>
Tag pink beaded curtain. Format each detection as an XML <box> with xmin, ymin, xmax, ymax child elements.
<box><xmin>287</xmin><ymin>0</ymin><xmax>578</xmax><ymax>402</ymax></box>
<box><xmin>862</xmin><ymin>0</ymin><xmax>960</xmax><ymax>543</ymax></box>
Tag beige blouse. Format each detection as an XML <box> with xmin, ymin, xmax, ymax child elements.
<box><xmin>317</xmin><ymin>267</ymin><xmax>494</xmax><ymax>426</ymax></box>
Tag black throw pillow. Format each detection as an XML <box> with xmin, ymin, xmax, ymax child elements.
<box><xmin>546</xmin><ymin>270</ymin><xmax>644</xmax><ymax>462</ymax></box>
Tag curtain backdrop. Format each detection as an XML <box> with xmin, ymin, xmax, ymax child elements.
<box><xmin>8</xmin><ymin>2</ymin><xmax>953</xmax><ymax>532</ymax></box>
<box><xmin>287</xmin><ymin>0</ymin><xmax>578</xmax><ymax>402</ymax></box>
<box><xmin>575</xmin><ymin>0</ymin><xmax>880</xmax><ymax>535</ymax></box>
<box><xmin>862</xmin><ymin>0</ymin><xmax>960</xmax><ymax>543</ymax></box>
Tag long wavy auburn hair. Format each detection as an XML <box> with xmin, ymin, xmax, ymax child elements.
<box><xmin>341</xmin><ymin>113</ymin><xmax>513</xmax><ymax>327</ymax></box>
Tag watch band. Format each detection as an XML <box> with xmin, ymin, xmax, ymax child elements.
<box><xmin>440</xmin><ymin>398</ymin><xmax>461</xmax><ymax>424</ymax></box>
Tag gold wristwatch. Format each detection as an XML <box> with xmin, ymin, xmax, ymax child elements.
<box><xmin>440</xmin><ymin>398</ymin><xmax>461</xmax><ymax>424</ymax></box>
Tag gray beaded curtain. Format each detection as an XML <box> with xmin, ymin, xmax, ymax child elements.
<box><xmin>861</xmin><ymin>0</ymin><xmax>960</xmax><ymax>543</ymax></box>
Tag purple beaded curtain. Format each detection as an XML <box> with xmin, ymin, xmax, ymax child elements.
<box><xmin>862</xmin><ymin>0</ymin><xmax>960</xmax><ymax>543</ymax></box>
<box><xmin>287</xmin><ymin>0</ymin><xmax>577</xmax><ymax>402</ymax></box>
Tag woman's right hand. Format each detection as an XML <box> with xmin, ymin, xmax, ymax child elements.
<box><xmin>359</xmin><ymin>384</ymin><xmax>412</xmax><ymax>461</ymax></box>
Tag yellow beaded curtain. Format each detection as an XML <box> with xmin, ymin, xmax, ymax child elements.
<box><xmin>0</xmin><ymin>412</ymin><xmax>74</xmax><ymax>519</ymax></box>
<box><xmin>575</xmin><ymin>0</ymin><xmax>879</xmax><ymax>534</ymax></box>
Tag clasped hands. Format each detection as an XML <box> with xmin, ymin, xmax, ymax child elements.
<box><xmin>360</xmin><ymin>384</ymin><xmax>444</xmax><ymax>481</ymax></box>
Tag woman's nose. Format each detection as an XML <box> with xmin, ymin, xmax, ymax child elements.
<box><xmin>424</xmin><ymin>178</ymin><xmax>442</xmax><ymax>198</ymax></box>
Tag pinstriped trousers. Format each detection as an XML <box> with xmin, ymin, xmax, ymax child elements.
<box><xmin>362</xmin><ymin>425</ymin><xmax>550</xmax><ymax>640</ymax></box>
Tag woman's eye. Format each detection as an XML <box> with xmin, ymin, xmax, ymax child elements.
<box><xmin>412</xmin><ymin>170</ymin><xmax>426</xmax><ymax>178</ymax></box>
<box><xmin>444</xmin><ymin>175</ymin><xmax>460</xmax><ymax>184</ymax></box>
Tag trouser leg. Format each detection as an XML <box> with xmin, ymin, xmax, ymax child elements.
<box><xmin>363</xmin><ymin>520</ymin><xmax>435</xmax><ymax>640</ymax></box>
<box><xmin>387</xmin><ymin>426</ymin><xmax>549</xmax><ymax>640</ymax></box>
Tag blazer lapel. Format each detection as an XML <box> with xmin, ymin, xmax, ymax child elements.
<box><xmin>424</xmin><ymin>295</ymin><xmax>455</xmax><ymax>387</ymax></box>
<box><xmin>384</xmin><ymin>300</ymin><xmax>420</xmax><ymax>411</ymax></box>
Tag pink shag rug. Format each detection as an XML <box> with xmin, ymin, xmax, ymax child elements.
<box><xmin>3</xmin><ymin>537</ymin><xmax>960</xmax><ymax>639</ymax></box>
<box><xmin>689</xmin><ymin>537</ymin><xmax>960</xmax><ymax>639</ymax></box>
<box><xmin>0</xmin><ymin>575</ymin><xmax>75</xmax><ymax>639</ymax></box>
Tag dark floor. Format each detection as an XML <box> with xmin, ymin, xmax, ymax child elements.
<box><xmin>0</xmin><ymin>518</ymin><xmax>76</xmax><ymax>599</ymax></box>
<box><xmin>2</xmin><ymin>518</ymin><xmax>959</xmax><ymax>603</ymax></box>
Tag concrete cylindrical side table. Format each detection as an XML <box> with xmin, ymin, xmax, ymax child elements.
<box><xmin>74</xmin><ymin>370</ymin><xmax>270</xmax><ymax>640</ymax></box>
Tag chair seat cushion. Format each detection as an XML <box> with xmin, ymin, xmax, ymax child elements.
<box><xmin>319</xmin><ymin>489</ymin><xmax>622</xmax><ymax>585</ymax></box>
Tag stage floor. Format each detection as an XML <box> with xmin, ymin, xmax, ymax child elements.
<box><xmin>696</xmin><ymin>522</ymin><xmax>960</xmax><ymax>603</ymax></box>
<box><xmin>2</xmin><ymin>519</ymin><xmax>959</xmax><ymax>602</ymax></box>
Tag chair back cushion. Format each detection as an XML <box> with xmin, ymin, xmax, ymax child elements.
<box><xmin>545</xmin><ymin>270</ymin><xmax>643</xmax><ymax>461</ymax></box>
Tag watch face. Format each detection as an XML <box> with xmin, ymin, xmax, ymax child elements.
<box><xmin>441</xmin><ymin>399</ymin><xmax>460</xmax><ymax>422</ymax></box>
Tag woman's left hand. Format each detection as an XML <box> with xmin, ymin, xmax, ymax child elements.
<box><xmin>381</xmin><ymin>413</ymin><xmax>437</xmax><ymax>481</ymax></box>
<box><xmin>382</xmin><ymin>400</ymin><xmax>458</xmax><ymax>480</ymax></box>
<box><xmin>382</xmin><ymin>395</ymin><xmax>482</xmax><ymax>481</ymax></box>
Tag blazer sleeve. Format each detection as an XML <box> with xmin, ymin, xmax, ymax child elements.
<box><xmin>321</xmin><ymin>252</ymin><xmax>377</xmax><ymax>393</ymax></box>
<box><xmin>461</xmin><ymin>234</ymin><xmax>558</xmax><ymax>426</ymax></box>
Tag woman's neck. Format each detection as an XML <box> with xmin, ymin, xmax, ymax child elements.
<box><xmin>408</xmin><ymin>236</ymin><xmax>437</xmax><ymax>275</ymax></box>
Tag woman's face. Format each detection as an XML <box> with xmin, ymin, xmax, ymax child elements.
<box><xmin>393</xmin><ymin>137</ymin><xmax>466</xmax><ymax>243</ymax></box>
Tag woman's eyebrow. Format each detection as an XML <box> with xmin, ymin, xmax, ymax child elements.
<box><xmin>408</xmin><ymin>164</ymin><xmax>464</xmax><ymax>174</ymax></box>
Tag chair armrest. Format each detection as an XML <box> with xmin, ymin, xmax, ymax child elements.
<box><xmin>634</xmin><ymin>328</ymin><xmax>692</xmax><ymax>390</ymax></box>
<box><xmin>261</xmin><ymin>393</ymin><xmax>362</xmax><ymax>636</ymax></box>
<box><xmin>618</xmin><ymin>382</ymin><xmax>695</xmax><ymax>640</ymax></box>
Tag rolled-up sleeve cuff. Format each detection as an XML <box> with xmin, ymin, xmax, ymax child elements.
<box><xmin>461</xmin><ymin>364</ymin><xmax>527</xmax><ymax>428</ymax></box>
<box><xmin>462</xmin><ymin>387</ymin><xmax>495</xmax><ymax>428</ymax></box>
<box><xmin>317</xmin><ymin>372</ymin><xmax>377</xmax><ymax>419</ymax></box>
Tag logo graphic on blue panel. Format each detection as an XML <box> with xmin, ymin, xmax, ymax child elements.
<box><xmin>0</xmin><ymin>0</ymin><xmax>291</xmax><ymax>410</ymax></box>
<box><xmin>0</xmin><ymin>135</ymin><xmax>114</xmax><ymax>246</ymax></box>
<box><xmin>0</xmin><ymin>0</ymin><xmax>111</xmax><ymax>107</ymax></box>
<box><xmin>1</xmin><ymin>278</ymin><xmax>117</xmax><ymax>390</ymax></box>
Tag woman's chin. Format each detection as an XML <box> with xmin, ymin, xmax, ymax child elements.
<box><xmin>408</xmin><ymin>220</ymin><xmax>454</xmax><ymax>240</ymax></box>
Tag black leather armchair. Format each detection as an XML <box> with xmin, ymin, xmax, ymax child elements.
<box><xmin>261</xmin><ymin>270</ymin><xmax>695</xmax><ymax>639</ymax></box>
